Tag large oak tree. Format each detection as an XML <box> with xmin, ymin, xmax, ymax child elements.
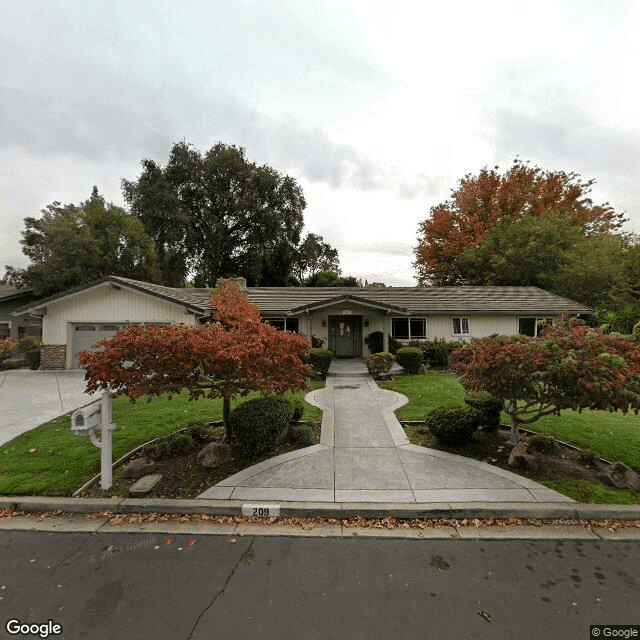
<box><xmin>122</xmin><ymin>141</ymin><xmax>307</xmax><ymax>287</ymax></box>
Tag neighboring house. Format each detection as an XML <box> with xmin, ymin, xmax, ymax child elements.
<box><xmin>12</xmin><ymin>276</ymin><xmax>592</xmax><ymax>369</ymax></box>
<box><xmin>0</xmin><ymin>285</ymin><xmax>42</xmax><ymax>340</ymax></box>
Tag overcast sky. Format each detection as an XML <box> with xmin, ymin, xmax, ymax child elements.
<box><xmin>1</xmin><ymin>0</ymin><xmax>639</xmax><ymax>286</ymax></box>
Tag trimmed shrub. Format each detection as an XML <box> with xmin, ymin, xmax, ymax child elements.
<box><xmin>395</xmin><ymin>347</ymin><xmax>424</xmax><ymax>374</ymax></box>
<box><xmin>229</xmin><ymin>396</ymin><xmax>295</xmax><ymax>457</ymax></box>
<box><xmin>290</xmin><ymin>398</ymin><xmax>305</xmax><ymax>423</ymax></box>
<box><xmin>464</xmin><ymin>392</ymin><xmax>503</xmax><ymax>431</ymax></box>
<box><xmin>425</xmin><ymin>405</ymin><xmax>481</xmax><ymax>446</ymax></box>
<box><xmin>527</xmin><ymin>432</ymin><xmax>560</xmax><ymax>456</ymax></box>
<box><xmin>366</xmin><ymin>352</ymin><xmax>395</xmax><ymax>377</ymax></box>
<box><xmin>307</xmin><ymin>348</ymin><xmax>334</xmax><ymax>378</ymax></box>
<box><xmin>288</xmin><ymin>424</ymin><xmax>316</xmax><ymax>447</ymax></box>
<box><xmin>409</xmin><ymin>339</ymin><xmax>466</xmax><ymax>367</ymax></box>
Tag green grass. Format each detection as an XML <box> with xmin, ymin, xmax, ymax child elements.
<box><xmin>381</xmin><ymin>372</ymin><xmax>640</xmax><ymax>470</ymax></box>
<box><xmin>379</xmin><ymin>371</ymin><xmax>465</xmax><ymax>420</ymax></box>
<box><xmin>531</xmin><ymin>476</ymin><xmax>640</xmax><ymax>505</ymax></box>
<box><xmin>0</xmin><ymin>383</ymin><xmax>324</xmax><ymax>496</ymax></box>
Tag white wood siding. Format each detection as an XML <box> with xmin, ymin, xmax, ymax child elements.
<box><xmin>426</xmin><ymin>315</ymin><xmax>518</xmax><ymax>340</ymax></box>
<box><xmin>43</xmin><ymin>285</ymin><xmax>197</xmax><ymax>344</ymax></box>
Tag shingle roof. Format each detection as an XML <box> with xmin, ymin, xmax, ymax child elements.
<box><xmin>12</xmin><ymin>276</ymin><xmax>593</xmax><ymax>317</ymax></box>
<box><xmin>0</xmin><ymin>285</ymin><xmax>35</xmax><ymax>303</ymax></box>
<box><xmin>246</xmin><ymin>286</ymin><xmax>592</xmax><ymax>315</ymax></box>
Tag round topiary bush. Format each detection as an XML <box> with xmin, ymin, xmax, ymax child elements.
<box><xmin>395</xmin><ymin>347</ymin><xmax>424</xmax><ymax>374</ymax></box>
<box><xmin>464</xmin><ymin>392</ymin><xmax>503</xmax><ymax>431</ymax></box>
<box><xmin>424</xmin><ymin>405</ymin><xmax>482</xmax><ymax>446</ymax></box>
<box><xmin>366</xmin><ymin>352</ymin><xmax>395</xmax><ymax>377</ymax></box>
<box><xmin>229</xmin><ymin>396</ymin><xmax>295</xmax><ymax>457</ymax></box>
<box><xmin>307</xmin><ymin>348</ymin><xmax>334</xmax><ymax>378</ymax></box>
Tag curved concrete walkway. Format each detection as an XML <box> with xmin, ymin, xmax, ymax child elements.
<box><xmin>199</xmin><ymin>366</ymin><xmax>572</xmax><ymax>504</ymax></box>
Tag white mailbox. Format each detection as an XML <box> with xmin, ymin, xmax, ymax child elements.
<box><xmin>71</xmin><ymin>403</ymin><xmax>102</xmax><ymax>435</ymax></box>
<box><xmin>70</xmin><ymin>391</ymin><xmax>116</xmax><ymax>491</ymax></box>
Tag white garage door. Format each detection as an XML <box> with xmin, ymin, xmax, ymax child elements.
<box><xmin>72</xmin><ymin>324</ymin><xmax>123</xmax><ymax>368</ymax></box>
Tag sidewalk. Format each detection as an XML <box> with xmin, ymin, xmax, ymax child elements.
<box><xmin>198</xmin><ymin>363</ymin><xmax>571</xmax><ymax>504</ymax></box>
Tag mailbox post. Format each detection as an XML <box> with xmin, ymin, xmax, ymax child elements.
<box><xmin>71</xmin><ymin>391</ymin><xmax>116</xmax><ymax>491</ymax></box>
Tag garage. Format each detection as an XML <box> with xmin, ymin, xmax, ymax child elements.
<box><xmin>72</xmin><ymin>323</ymin><xmax>124</xmax><ymax>368</ymax></box>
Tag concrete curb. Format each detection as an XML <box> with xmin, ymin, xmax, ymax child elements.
<box><xmin>1</xmin><ymin>495</ymin><xmax>639</xmax><ymax>521</ymax></box>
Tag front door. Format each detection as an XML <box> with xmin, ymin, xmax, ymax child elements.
<box><xmin>329</xmin><ymin>316</ymin><xmax>362</xmax><ymax>358</ymax></box>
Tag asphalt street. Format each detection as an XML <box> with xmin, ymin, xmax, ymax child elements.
<box><xmin>0</xmin><ymin>531</ymin><xmax>637</xmax><ymax>640</ymax></box>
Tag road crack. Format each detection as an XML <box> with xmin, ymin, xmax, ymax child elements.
<box><xmin>49</xmin><ymin>533</ymin><xmax>91</xmax><ymax>576</ymax></box>
<box><xmin>186</xmin><ymin>539</ymin><xmax>255</xmax><ymax>640</ymax></box>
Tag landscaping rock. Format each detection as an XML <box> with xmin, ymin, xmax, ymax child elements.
<box><xmin>122</xmin><ymin>457</ymin><xmax>157</xmax><ymax>479</ymax></box>
<box><xmin>508</xmin><ymin>442</ymin><xmax>540</xmax><ymax>471</ymax></box>
<box><xmin>196</xmin><ymin>442</ymin><xmax>232</xmax><ymax>468</ymax></box>
<box><xmin>598</xmin><ymin>462</ymin><xmax>640</xmax><ymax>492</ymax></box>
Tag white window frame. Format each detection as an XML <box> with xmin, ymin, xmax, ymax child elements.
<box><xmin>452</xmin><ymin>317</ymin><xmax>470</xmax><ymax>336</ymax></box>
<box><xmin>518</xmin><ymin>316</ymin><xmax>554</xmax><ymax>337</ymax></box>
<box><xmin>391</xmin><ymin>317</ymin><xmax>427</xmax><ymax>340</ymax></box>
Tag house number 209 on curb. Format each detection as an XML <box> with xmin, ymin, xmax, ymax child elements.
<box><xmin>241</xmin><ymin>504</ymin><xmax>281</xmax><ymax>517</ymax></box>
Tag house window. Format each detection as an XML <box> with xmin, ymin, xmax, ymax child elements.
<box><xmin>266</xmin><ymin>318</ymin><xmax>299</xmax><ymax>332</ymax></box>
<box><xmin>0</xmin><ymin>322</ymin><xmax>10</xmax><ymax>337</ymax></box>
<box><xmin>392</xmin><ymin>318</ymin><xmax>426</xmax><ymax>340</ymax></box>
<box><xmin>518</xmin><ymin>317</ymin><xmax>554</xmax><ymax>337</ymax></box>
<box><xmin>452</xmin><ymin>317</ymin><xmax>470</xmax><ymax>336</ymax></box>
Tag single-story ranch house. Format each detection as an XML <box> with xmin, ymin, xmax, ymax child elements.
<box><xmin>13</xmin><ymin>276</ymin><xmax>592</xmax><ymax>369</ymax></box>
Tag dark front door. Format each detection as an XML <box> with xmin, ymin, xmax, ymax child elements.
<box><xmin>329</xmin><ymin>316</ymin><xmax>362</xmax><ymax>358</ymax></box>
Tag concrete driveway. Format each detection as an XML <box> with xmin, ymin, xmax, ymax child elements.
<box><xmin>0</xmin><ymin>370</ymin><xmax>92</xmax><ymax>446</ymax></box>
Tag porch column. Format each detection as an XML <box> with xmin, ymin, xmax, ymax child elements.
<box><xmin>382</xmin><ymin>316</ymin><xmax>389</xmax><ymax>352</ymax></box>
<box><xmin>307</xmin><ymin>313</ymin><xmax>313</xmax><ymax>341</ymax></box>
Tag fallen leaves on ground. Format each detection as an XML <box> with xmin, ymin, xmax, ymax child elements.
<box><xmin>0</xmin><ymin>508</ymin><xmax>639</xmax><ymax>532</ymax></box>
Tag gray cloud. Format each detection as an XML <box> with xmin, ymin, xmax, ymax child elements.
<box><xmin>486</xmin><ymin>100</ymin><xmax>640</xmax><ymax>227</ymax></box>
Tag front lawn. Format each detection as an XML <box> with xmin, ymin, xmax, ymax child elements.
<box><xmin>0</xmin><ymin>383</ymin><xmax>324</xmax><ymax>496</ymax></box>
<box><xmin>381</xmin><ymin>372</ymin><xmax>640</xmax><ymax>504</ymax></box>
<box><xmin>381</xmin><ymin>372</ymin><xmax>640</xmax><ymax>470</ymax></box>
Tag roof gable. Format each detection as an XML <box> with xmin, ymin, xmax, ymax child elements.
<box><xmin>289</xmin><ymin>293</ymin><xmax>408</xmax><ymax>315</ymax></box>
<box><xmin>12</xmin><ymin>277</ymin><xmax>211</xmax><ymax>317</ymax></box>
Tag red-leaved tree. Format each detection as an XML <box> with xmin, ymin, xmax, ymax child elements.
<box><xmin>79</xmin><ymin>280</ymin><xmax>313</xmax><ymax>442</ymax></box>
<box><xmin>449</xmin><ymin>318</ymin><xmax>640</xmax><ymax>445</ymax></box>
<box><xmin>414</xmin><ymin>160</ymin><xmax>626</xmax><ymax>285</ymax></box>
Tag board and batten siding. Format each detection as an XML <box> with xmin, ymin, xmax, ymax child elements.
<box><xmin>426</xmin><ymin>314</ymin><xmax>518</xmax><ymax>340</ymax></box>
<box><xmin>42</xmin><ymin>285</ymin><xmax>197</xmax><ymax>344</ymax></box>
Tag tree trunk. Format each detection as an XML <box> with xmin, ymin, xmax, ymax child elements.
<box><xmin>221</xmin><ymin>396</ymin><xmax>233</xmax><ymax>443</ymax></box>
<box><xmin>507</xmin><ymin>402</ymin><xmax>521</xmax><ymax>446</ymax></box>
<box><xmin>508</xmin><ymin>419</ymin><xmax>521</xmax><ymax>446</ymax></box>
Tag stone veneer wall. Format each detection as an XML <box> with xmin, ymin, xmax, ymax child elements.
<box><xmin>40</xmin><ymin>344</ymin><xmax>67</xmax><ymax>369</ymax></box>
